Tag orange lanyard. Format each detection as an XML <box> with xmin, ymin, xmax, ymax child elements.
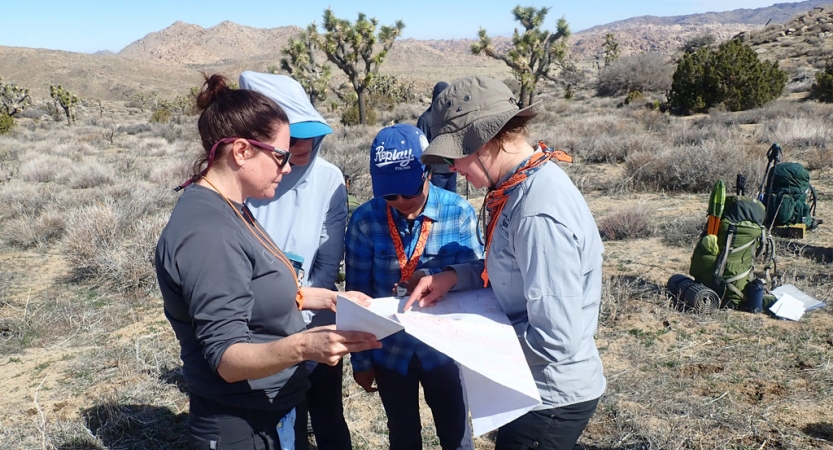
<box><xmin>386</xmin><ymin>206</ymin><xmax>433</xmax><ymax>285</ymax></box>
<box><xmin>202</xmin><ymin>178</ymin><xmax>304</xmax><ymax>309</ymax></box>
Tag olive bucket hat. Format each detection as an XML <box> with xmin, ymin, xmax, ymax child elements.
<box><xmin>421</xmin><ymin>76</ymin><xmax>537</xmax><ymax>165</ymax></box>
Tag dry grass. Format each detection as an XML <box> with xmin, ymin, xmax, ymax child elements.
<box><xmin>0</xmin><ymin>93</ymin><xmax>830</xmax><ymax>450</ymax></box>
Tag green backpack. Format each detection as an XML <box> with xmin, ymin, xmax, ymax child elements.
<box><xmin>689</xmin><ymin>196</ymin><xmax>772</xmax><ymax>308</ymax></box>
<box><xmin>763</xmin><ymin>162</ymin><xmax>818</xmax><ymax>229</ymax></box>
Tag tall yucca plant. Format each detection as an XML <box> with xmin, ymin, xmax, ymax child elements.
<box><xmin>471</xmin><ymin>5</ymin><xmax>571</xmax><ymax>107</ymax></box>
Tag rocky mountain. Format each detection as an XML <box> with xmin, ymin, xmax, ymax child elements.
<box><xmin>1</xmin><ymin>1</ymin><xmax>831</xmax><ymax>101</ymax></box>
<box><xmin>585</xmin><ymin>0</ymin><xmax>831</xmax><ymax>31</ymax></box>
<box><xmin>118</xmin><ymin>21</ymin><xmax>302</xmax><ymax>66</ymax></box>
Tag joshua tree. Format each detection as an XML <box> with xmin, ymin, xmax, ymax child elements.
<box><xmin>280</xmin><ymin>23</ymin><xmax>333</xmax><ymax>107</ymax></box>
<box><xmin>472</xmin><ymin>5</ymin><xmax>571</xmax><ymax>108</ymax></box>
<box><xmin>0</xmin><ymin>77</ymin><xmax>32</xmax><ymax>117</ymax></box>
<box><xmin>603</xmin><ymin>33</ymin><xmax>621</xmax><ymax>67</ymax></box>
<box><xmin>49</xmin><ymin>84</ymin><xmax>81</xmax><ymax>126</ymax></box>
<box><xmin>315</xmin><ymin>9</ymin><xmax>404</xmax><ymax>124</ymax></box>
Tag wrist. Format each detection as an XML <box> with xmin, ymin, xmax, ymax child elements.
<box><xmin>291</xmin><ymin>332</ymin><xmax>308</xmax><ymax>363</ymax></box>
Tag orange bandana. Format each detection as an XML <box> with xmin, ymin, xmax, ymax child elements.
<box><xmin>386</xmin><ymin>206</ymin><xmax>433</xmax><ymax>287</ymax></box>
<box><xmin>481</xmin><ymin>151</ymin><xmax>554</xmax><ymax>287</ymax></box>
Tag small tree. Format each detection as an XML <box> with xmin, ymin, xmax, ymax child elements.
<box><xmin>49</xmin><ymin>84</ymin><xmax>81</xmax><ymax>125</ymax></box>
<box><xmin>597</xmin><ymin>52</ymin><xmax>673</xmax><ymax>97</ymax></box>
<box><xmin>680</xmin><ymin>33</ymin><xmax>716</xmax><ymax>54</ymax></box>
<box><xmin>280</xmin><ymin>23</ymin><xmax>333</xmax><ymax>107</ymax></box>
<box><xmin>602</xmin><ymin>33</ymin><xmax>621</xmax><ymax>67</ymax></box>
<box><xmin>315</xmin><ymin>9</ymin><xmax>404</xmax><ymax>125</ymax></box>
<box><xmin>810</xmin><ymin>59</ymin><xmax>833</xmax><ymax>103</ymax></box>
<box><xmin>471</xmin><ymin>5</ymin><xmax>571</xmax><ymax>108</ymax></box>
<box><xmin>667</xmin><ymin>39</ymin><xmax>786</xmax><ymax>114</ymax></box>
<box><xmin>0</xmin><ymin>77</ymin><xmax>32</xmax><ymax>118</ymax></box>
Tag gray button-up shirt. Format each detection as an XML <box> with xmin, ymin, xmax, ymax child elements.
<box><xmin>452</xmin><ymin>160</ymin><xmax>606</xmax><ymax>409</ymax></box>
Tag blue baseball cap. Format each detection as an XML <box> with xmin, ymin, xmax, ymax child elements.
<box><xmin>290</xmin><ymin>121</ymin><xmax>333</xmax><ymax>139</ymax></box>
<box><xmin>370</xmin><ymin>124</ymin><xmax>429</xmax><ymax>198</ymax></box>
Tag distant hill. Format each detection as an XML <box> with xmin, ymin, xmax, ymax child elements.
<box><xmin>1</xmin><ymin>1</ymin><xmax>831</xmax><ymax>101</ymax></box>
<box><xmin>583</xmin><ymin>0</ymin><xmax>833</xmax><ymax>30</ymax></box>
<box><xmin>118</xmin><ymin>21</ymin><xmax>302</xmax><ymax>66</ymax></box>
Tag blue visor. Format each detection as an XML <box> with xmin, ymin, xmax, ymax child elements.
<box><xmin>290</xmin><ymin>121</ymin><xmax>333</xmax><ymax>138</ymax></box>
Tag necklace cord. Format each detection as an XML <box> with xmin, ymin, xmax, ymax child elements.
<box><xmin>201</xmin><ymin>178</ymin><xmax>304</xmax><ymax>309</ymax></box>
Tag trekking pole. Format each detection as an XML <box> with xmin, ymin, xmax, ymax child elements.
<box><xmin>756</xmin><ymin>143</ymin><xmax>782</xmax><ymax>202</ymax></box>
<box><xmin>736</xmin><ymin>173</ymin><xmax>746</xmax><ymax>196</ymax></box>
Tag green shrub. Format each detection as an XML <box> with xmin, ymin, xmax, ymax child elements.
<box><xmin>624</xmin><ymin>90</ymin><xmax>643</xmax><ymax>105</ymax></box>
<box><xmin>667</xmin><ymin>39</ymin><xmax>786</xmax><ymax>115</ymax></box>
<box><xmin>597</xmin><ymin>53</ymin><xmax>673</xmax><ymax>97</ymax></box>
<box><xmin>341</xmin><ymin>104</ymin><xmax>377</xmax><ymax>126</ymax></box>
<box><xmin>150</xmin><ymin>108</ymin><xmax>172</xmax><ymax>123</ymax></box>
<box><xmin>810</xmin><ymin>60</ymin><xmax>833</xmax><ymax>103</ymax></box>
<box><xmin>0</xmin><ymin>113</ymin><xmax>13</xmax><ymax>135</ymax></box>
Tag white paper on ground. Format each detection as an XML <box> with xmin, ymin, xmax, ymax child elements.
<box><xmin>335</xmin><ymin>295</ymin><xmax>403</xmax><ymax>340</ymax></box>
<box><xmin>337</xmin><ymin>288</ymin><xmax>541</xmax><ymax>437</ymax></box>
<box><xmin>768</xmin><ymin>293</ymin><xmax>806</xmax><ymax>321</ymax></box>
<box><xmin>771</xmin><ymin>284</ymin><xmax>826</xmax><ymax>311</ymax></box>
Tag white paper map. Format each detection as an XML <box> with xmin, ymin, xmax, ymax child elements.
<box><xmin>336</xmin><ymin>289</ymin><xmax>541</xmax><ymax>436</ymax></box>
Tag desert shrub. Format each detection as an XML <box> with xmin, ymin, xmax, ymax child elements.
<box><xmin>680</xmin><ymin>33</ymin><xmax>716</xmax><ymax>53</ymax></box>
<box><xmin>19</xmin><ymin>155</ymin><xmax>64</xmax><ymax>183</ymax></box>
<box><xmin>376</xmin><ymin>102</ymin><xmax>424</xmax><ymax>126</ymax></box>
<box><xmin>597</xmin><ymin>53</ymin><xmax>673</xmax><ymax>97</ymax></box>
<box><xmin>804</xmin><ymin>147</ymin><xmax>833</xmax><ymax>170</ymax></box>
<box><xmin>150</xmin><ymin>108</ymin><xmax>172</xmax><ymax>124</ymax></box>
<box><xmin>56</xmin><ymin>163</ymin><xmax>114</xmax><ymax>189</ymax></box>
<box><xmin>624</xmin><ymin>138</ymin><xmax>763</xmax><ymax>193</ymax></box>
<box><xmin>763</xmin><ymin>115</ymin><xmax>833</xmax><ymax>150</ymax></box>
<box><xmin>597</xmin><ymin>209</ymin><xmax>654</xmax><ymax>241</ymax></box>
<box><xmin>0</xmin><ymin>113</ymin><xmax>14</xmax><ymax>135</ymax></box>
<box><xmin>320</xmin><ymin>125</ymin><xmax>377</xmax><ymax>200</ymax></box>
<box><xmin>117</xmin><ymin>123</ymin><xmax>153</xmax><ymax>135</ymax></box>
<box><xmin>624</xmin><ymin>90</ymin><xmax>643</xmax><ymax>105</ymax></box>
<box><xmin>63</xmin><ymin>199</ymin><xmax>165</xmax><ymax>297</ymax></box>
<box><xmin>660</xmin><ymin>215</ymin><xmax>705</xmax><ymax>248</ymax></box>
<box><xmin>667</xmin><ymin>39</ymin><xmax>787</xmax><ymax>115</ymax></box>
<box><xmin>0</xmin><ymin>212</ymin><xmax>66</xmax><ymax>249</ymax></box>
<box><xmin>810</xmin><ymin>59</ymin><xmax>833</xmax><ymax>103</ymax></box>
<box><xmin>0</xmin><ymin>182</ymin><xmax>60</xmax><ymax>222</ymax></box>
<box><xmin>365</xmin><ymin>74</ymin><xmax>416</xmax><ymax>110</ymax></box>
<box><xmin>340</xmin><ymin>104</ymin><xmax>377</xmax><ymax>127</ymax></box>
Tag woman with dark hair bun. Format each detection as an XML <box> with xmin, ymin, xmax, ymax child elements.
<box><xmin>155</xmin><ymin>74</ymin><xmax>381</xmax><ymax>449</ymax></box>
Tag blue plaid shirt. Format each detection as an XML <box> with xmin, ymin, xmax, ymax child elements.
<box><xmin>345</xmin><ymin>184</ymin><xmax>483</xmax><ymax>375</ymax></box>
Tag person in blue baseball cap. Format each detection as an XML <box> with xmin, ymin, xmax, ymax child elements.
<box><xmin>239</xmin><ymin>71</ymin><xmax>350</xmax><ymax>450</ymax></box>
<box><xmin>345</xmin><ymin>123</ymin><xmax>483</xmax><ymax>450</ymax></box>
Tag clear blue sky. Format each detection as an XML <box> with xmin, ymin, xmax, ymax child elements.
<box><xmin>1</xmin><ymin>0</ymin><xmax>807</xmax><ymax>54</ymax></box>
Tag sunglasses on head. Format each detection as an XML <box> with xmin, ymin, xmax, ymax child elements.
<box><xmin>174</xmin><ymin>137</ymin><xmax>290</xmax><ymax>191</ymax></box>
<box><xmin>382</xmin><ymin>171</ymin><xmax>428</xmax><ymax>202</ymax></box>
<box><xmin>239</xmin><ymin>138</ymin><xmax>291</xmax><ymax>169</ymax></box>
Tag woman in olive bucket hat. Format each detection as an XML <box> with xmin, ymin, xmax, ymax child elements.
<box><xmin>405</xmin><ymin>76</ymin><xmax>606</xmax><ymax>450</ymax></box>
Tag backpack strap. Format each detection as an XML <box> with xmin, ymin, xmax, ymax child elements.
<box><xmin>712</xmin><ymin>224</ymin><xmax>735</xmax><ymax>283</ymax></box>
<box><xmin>723</xmin><ymin>269</ymin><xmax>751</xmax><ymax>300</ymax></box>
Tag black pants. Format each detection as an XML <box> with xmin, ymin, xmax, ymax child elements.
<box><xmin>375</xmin><ymin>356</ymin><xmax>470</xmax><ymax>450</ymax></box>
<box><xmin>307</xmin><ymin>359</ymin><xmax>351</xmax><ymax>450</ymax></box>
<box><xmin>495</xmin><ymin>397</ymin><xmax>600</xmax><ymax>450</ymax></box>
<box><xmin>187</xmin><ymin>394</ymin><xmax>304</xmax><ymax>450</ymax></box>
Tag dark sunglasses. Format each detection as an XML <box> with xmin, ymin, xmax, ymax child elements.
<box><xmin>290</xmin><ymin>137</ymin><xmax>312</xmax><ymax>147</ymax></box>
<box><xmin>382</xmin><ymin>171</ymin><xmax>428</xmax><ymax>202</ymax></box>
<box><xmin>243</xmin><ymin>138</ymin><xmax>291</xmax><ymax>169</ymax></box>
<box><xmin>174</xmin><ymin>137</ymin><xmax>290</xmax><ymax>191</ymax></box>
<box><xmin>441</xmin><ymin>157</ymin><xmax>455</xmax><ymax>166</ymax></box>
